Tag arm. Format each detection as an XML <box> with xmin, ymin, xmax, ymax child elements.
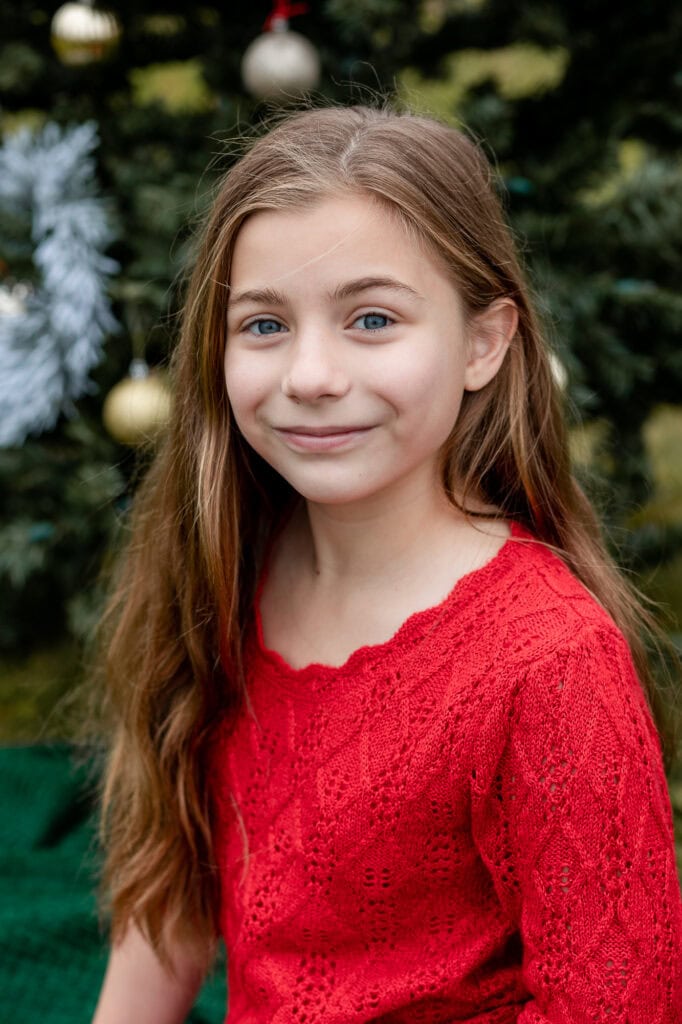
<box><xmin>91</xmin><ymin>923</ymin><xmax>211</xmax><ymax>1024</ymax></box>
<box><xmin>471</xmin><ymin>625</ymin><xmax>682</xmax><ymax>1023</ymax></box>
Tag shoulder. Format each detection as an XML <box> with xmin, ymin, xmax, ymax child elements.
<box><xmin>479</xmin><ymin>529</ymin><xmax>663</xmax><ymax>756</ymax></box>
<box><xmin>458</xmin><ymin>524</ymin><xmax>654</xmax><ymax>737</ymax></box>
<box><xmin>486</xmin><ymin>525</ymin><xmax>628</xmax><ymax>666</ymax></box>
<box><xmin>469</xmin><ymin>533</ymin><xmax>667</xmax><ymax>810</ymax></box>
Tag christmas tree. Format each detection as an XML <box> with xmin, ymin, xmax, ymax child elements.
<box><xmin>1</xmin><ymin>0</ymin><xmax>681</xmax><ymax>674</ymax></box>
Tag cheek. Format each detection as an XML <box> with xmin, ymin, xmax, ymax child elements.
<box><xmin>382</xmin><ymin>348</ymin><xmax>465</xmax><ymax>425</ymax></box>
<box><xmin>224</xmin><ymin>352</ymin><xmax>269</xmax><ymax>417</ymax></box>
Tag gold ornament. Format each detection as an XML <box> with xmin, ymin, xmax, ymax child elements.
<box><xmin>102</xmin><ymin>360</ymin><xmax>171</xmax><ymax>446</ymax></box>
<box><xmin>242</xmin><ymin>20</ymin><xmax>320</xmax><ymax>101</ymax></box>
<box><xmin>51</xmin><ymin>1</ymin><xmax>122</xmax><ymax>67</ymax></box>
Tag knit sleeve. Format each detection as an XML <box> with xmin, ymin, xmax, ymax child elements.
<box><xmin>470</xmin><ymin>623</ymin><xmax>682</xmax><ymax>1023</ymax></box>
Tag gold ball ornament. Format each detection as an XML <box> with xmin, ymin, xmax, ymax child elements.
<box><xmin>102</xmin><ymin>360</ymin><xmax>171</xmax><ymax>446</ymax></box>
<box><xmin>51</xmin><ymin>1</ymin><xmax>122</xmax><ymax>66</ymax></box>
<box><xmin>242</xmin><ymin>22</ymin><xmax>320</xmax><ymax>100</ymax></box>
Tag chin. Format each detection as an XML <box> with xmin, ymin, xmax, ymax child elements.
<box><xmin>290</xmin><ymin>485</ymin><xmax>377</xmax><ymax>507</ymax></box>
<box><xmin>278</xmin><ymin>472</ymin><xmax>387</xmax><ymax>508</ymax></box>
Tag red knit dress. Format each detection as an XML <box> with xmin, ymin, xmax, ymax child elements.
<box><xmin>210</xmin><ymin>523</ymin><xmax>682</xmax><ymax>1023</ymax></box>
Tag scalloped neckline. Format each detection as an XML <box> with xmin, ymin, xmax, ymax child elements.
<box><xmin>252</xmin><ymin>519</ymin><xmax>529</xmax><ymax>682</ymax></box>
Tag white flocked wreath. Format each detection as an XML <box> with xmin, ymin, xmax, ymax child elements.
<box><xmin>0</xmin><ymin>121</ymin><xmax>119</xmax><ymax>447</ymax></box>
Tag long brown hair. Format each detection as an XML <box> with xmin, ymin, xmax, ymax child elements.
<box><xmin>94</xmin><ymin>103</ymin><xmax>680</xmax><ymax>962</ymax></box>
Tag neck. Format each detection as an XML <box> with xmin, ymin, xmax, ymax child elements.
<box><xmin>294</xmin><ymin>472</ymin><xmax>473</xmax><ymax>588</ymax></box>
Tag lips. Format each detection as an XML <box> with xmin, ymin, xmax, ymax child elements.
<box><xmin>273</xmin><ymin>425</ymin><xmax>373</xmax><ymax>452</ymax></box>
<box><xmin>278</xmin><ymin>425</ymin><xmax>369</xmax><ymax>436</ymax></box>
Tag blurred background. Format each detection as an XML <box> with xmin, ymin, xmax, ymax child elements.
<box><xmin>1</xmin><ymin>1</ymin><xmax>681</xmax><ymax>1020</ymax></box>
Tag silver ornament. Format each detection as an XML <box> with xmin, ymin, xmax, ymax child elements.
<box><xmin>242</xmin><ymin>22</ymin><xmax>320</xmax><ymax>101</ymax></box>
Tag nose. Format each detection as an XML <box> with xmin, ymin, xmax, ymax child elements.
<box><xmin>281</xmin><ymin>329</ymin><xmax>350</xmax><ymax>403</ymax></box>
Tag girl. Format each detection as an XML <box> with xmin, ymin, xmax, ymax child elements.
<box><xmin>91</xmin><ymin>105</ymin><xmax>682</xmax><ymax>1024</ymax></box>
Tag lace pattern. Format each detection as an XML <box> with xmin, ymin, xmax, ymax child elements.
<box><xmin>210</xmin><ymin>530</ymin><xmax>682</xmax><ymax>1023</ymax></box>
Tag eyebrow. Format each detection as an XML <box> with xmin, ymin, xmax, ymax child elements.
<box><xmin>226</xmin><ymin>276</ymin><xmax>425</xmax><ymax>309</ymax></box>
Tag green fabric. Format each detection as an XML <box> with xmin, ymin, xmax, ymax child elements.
<box><xmin>0</xmin><ymin>745</ymin><xmax>226</xmax><ymax>1023</ymax></box>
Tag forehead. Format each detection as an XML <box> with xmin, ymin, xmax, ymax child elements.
<box><xmin>228</xmin><ymin>193</ymin><xmax>451</xmax><ymax>297</ymax></box>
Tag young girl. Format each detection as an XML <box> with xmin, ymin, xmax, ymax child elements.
<box><xmin>91</xmin><ymin>105</ymin><xmax>682</xmax><ymax>1024</ymax></box>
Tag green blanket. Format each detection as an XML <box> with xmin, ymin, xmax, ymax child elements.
<box><xmin>0</xmin><ymin>745</ymin><xmax>226</xmax><ymax>1024</ymax></box>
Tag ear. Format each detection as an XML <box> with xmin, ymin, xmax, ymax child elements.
<box><xmin>463</xmin><ymin>298</ymin><xmax>518</xmax><ymax>392</ymax></box>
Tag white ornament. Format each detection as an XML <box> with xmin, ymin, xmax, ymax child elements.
<box><xmin>51</xmin><ymin>1</ymin><xmax>121</xmax><ymax>66</ymax></box>
<box><xmin>242</xmin><ymin>20</ymin><xmax>320</xmax><ymax>101</ymax></box>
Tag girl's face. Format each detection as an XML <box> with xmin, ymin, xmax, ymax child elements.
<box><xmin>224</xmin><ymin>193</ymin><xmax>508</xmax><ymax>510</ymax></box>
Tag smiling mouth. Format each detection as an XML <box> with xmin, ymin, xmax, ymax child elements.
<box><xmin>273</xmin><ymin>425</ymin><xmax>373</xmax><ymax>451</ymax></box>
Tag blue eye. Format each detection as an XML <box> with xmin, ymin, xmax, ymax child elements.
<box><xmin>247</xmin><ymin>319</ymin><xmax>284</xmax><ymax>336</ymax></box>
<box><xmin>354</xmin><ymin>313</ymin><xmax>392</xmax><ymax>331</ymax></box>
